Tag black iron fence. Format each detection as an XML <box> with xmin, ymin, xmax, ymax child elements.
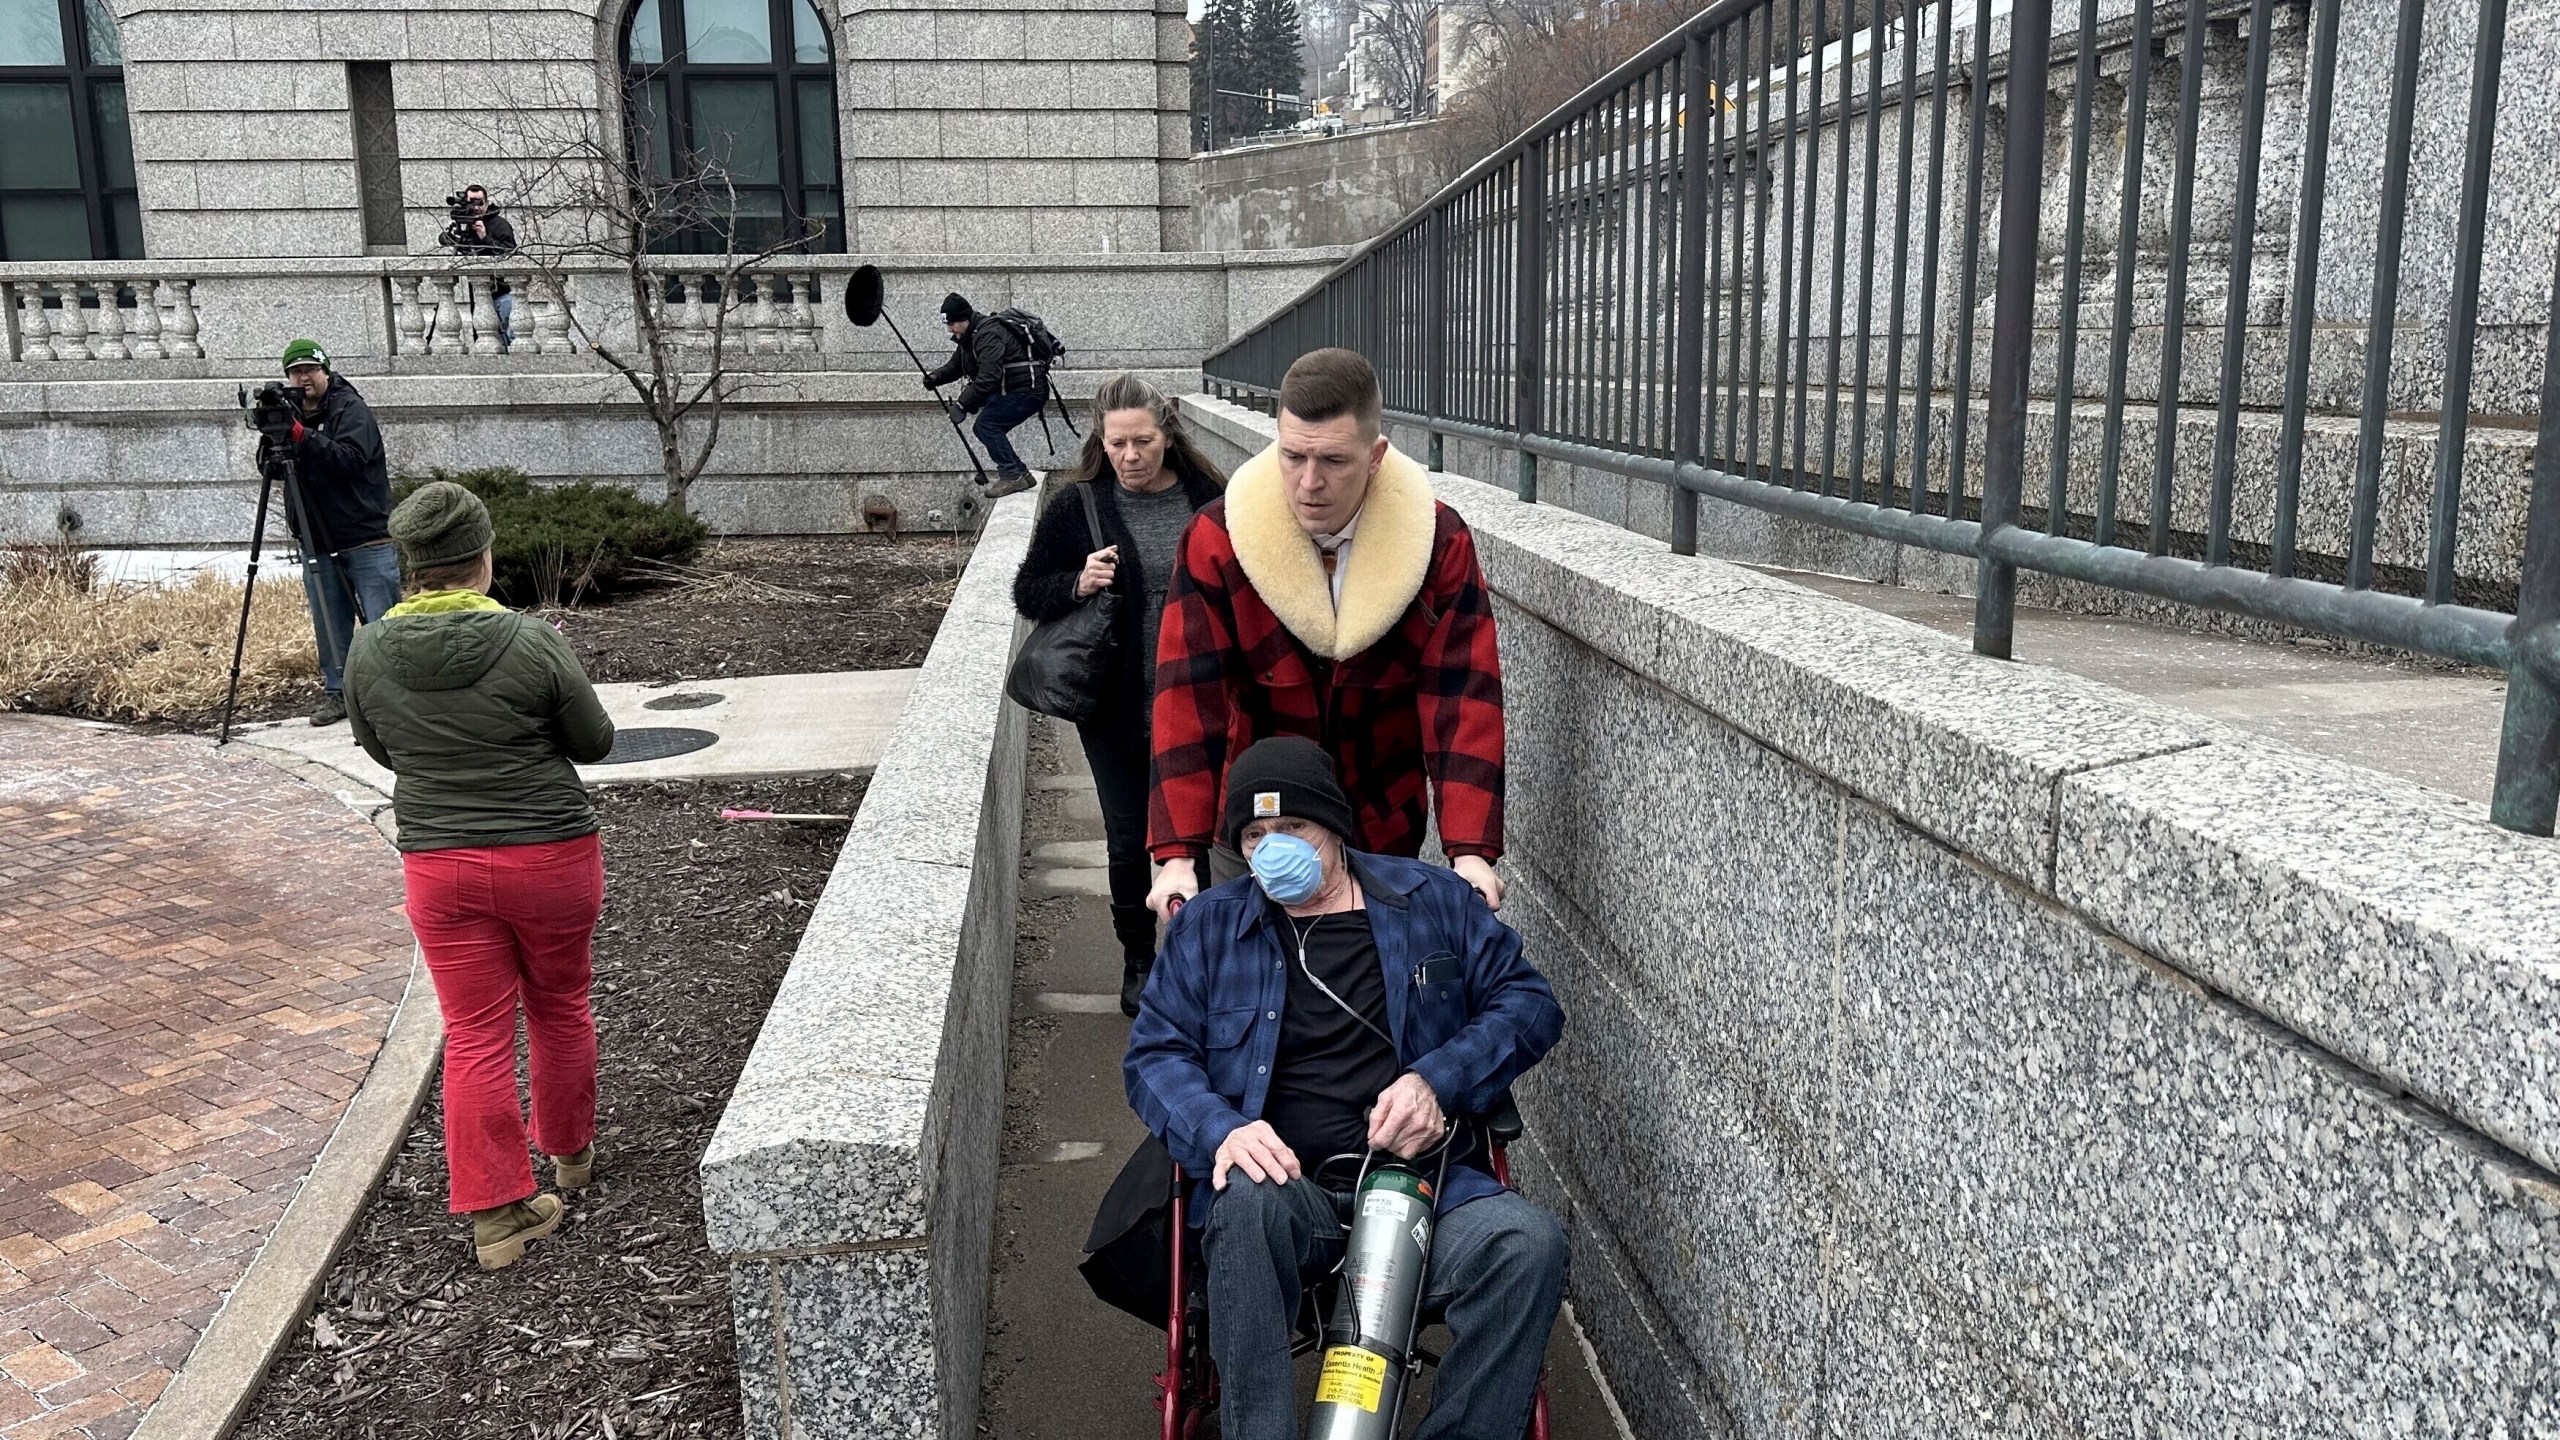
<box><xmin>1202</xmin><ymin>0</ymin><xmax>2560</xmax><ymax>836</ymax></box>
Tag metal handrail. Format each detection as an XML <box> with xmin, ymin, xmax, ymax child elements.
<box><xmin>1201</xmin><ymin>0</ymin><xmax>2560</xmax><ymax>836</ymax></box>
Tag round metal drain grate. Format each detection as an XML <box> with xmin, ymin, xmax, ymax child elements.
<box><xmin>641</xmin><ymin>691</ymin><xmax>726</xmax><ymax>711</ymax></box>
<box><xmin>594</xmin><ymin>726</ymin><xmax>720</xmax><ymax>765</ymax></box>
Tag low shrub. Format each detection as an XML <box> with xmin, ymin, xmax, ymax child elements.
<box><xmin>390</xmin><ymin>468</ymin><xmax>708</xmax><ymax>608</ymax></box>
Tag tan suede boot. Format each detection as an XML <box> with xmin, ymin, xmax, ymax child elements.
<box><xmin>551</xmin><ymin>1144</ymin><xmax>594</xmax><ymax>1191</ymax></box>
<box><xmin>471</xmin><ymin>1194</ymin><xmax>564</xmax><ymax>1270</ymax></box>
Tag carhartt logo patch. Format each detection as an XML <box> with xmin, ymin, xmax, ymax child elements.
<box><xmin>1253</xmin><ymin>791</ymin><xmax>1282</xmax><ymax>817</ymax></box>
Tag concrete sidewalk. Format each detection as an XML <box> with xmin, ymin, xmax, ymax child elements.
<box><xmin>228</xmin><ymin>668</ymin><xmax>918</xmax><ymax>797</ymax></box>
<box><xmin>979</xmin><ymin>719</ymin><xmax>1630</xmax><ymax>1439</ymax></box>
<box><xmin>1773</xmin><ymin>569</ymin><xmax>2513</xmax><ymax>807</ymax></box>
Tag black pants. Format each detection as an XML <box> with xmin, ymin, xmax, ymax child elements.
<box><xmin>1077</xmin><ymin>720</ymin><xmax>1152</xmax><ymax>909</ymax></box>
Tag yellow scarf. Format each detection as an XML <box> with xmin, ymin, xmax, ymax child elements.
<box><xmin>384</xmin><ymin>589</ymin><xmax>505</xmax><ymax>618</ymax></box>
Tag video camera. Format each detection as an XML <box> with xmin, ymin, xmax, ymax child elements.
<box><xmin>438</xmin><ymin>190</ymin><xmax>485</xmax><ymax>249</ymax></box>
<box><xmin>239</xmin><ymin>381</ymin><xmax>300</xmax><ymax>442</ymax></box>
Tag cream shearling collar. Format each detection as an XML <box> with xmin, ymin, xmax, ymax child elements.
<box><xmin>1226</xmin><ymin>442</ymin><xmax>1435</xmax><ymax>660</ymax></box>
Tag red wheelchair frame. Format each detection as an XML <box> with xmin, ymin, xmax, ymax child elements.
<box><xmin>1154</xmin><ymin>1127</ymin><xmax>1555</xmax><ymax>1440</ymax></box>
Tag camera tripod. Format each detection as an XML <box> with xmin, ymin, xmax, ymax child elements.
<box><xmin>217</xmin><ymin>420</ymin><xmax>371</xmax><ymax>746</ymax></box>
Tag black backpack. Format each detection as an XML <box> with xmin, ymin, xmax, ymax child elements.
<box><xmin>991</xmin><ymin>307</ymin><xmax>1067</xmax><ymax>366</ymax></box>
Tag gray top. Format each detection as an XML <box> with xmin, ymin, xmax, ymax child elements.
<box><xmin>1117</xmin><ymin>481</ymin><xmax>1196</xmax><ymax>694</ymax></box>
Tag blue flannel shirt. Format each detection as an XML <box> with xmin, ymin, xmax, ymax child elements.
<box><xmin>1123</xmin><ymin>852</ymin><xmax>1564</xmax><ymax>1223</ymax></box>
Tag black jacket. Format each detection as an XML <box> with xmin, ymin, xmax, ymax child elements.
<box><xmin>1012</xmin><ymin>461</ymin><xmax>1223</xmax><ymax>729</ymax></box>
<box><xmin>453</xmin><ymin>208</ymin><xmax>517</xmax><ymax>256</ymax></box>
<box><xmin>265</xmin><ymin>375</ymin><xmax>393</xmax><ymax>550</ymax></box>
<box><xmin>924</xmin><ymin>316</ymin><xmax>1033</xmax><ymax>412</ymax></box>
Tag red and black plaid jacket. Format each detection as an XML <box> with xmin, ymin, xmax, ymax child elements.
<box><xmin>1147</xmin><ymin>446</ymin><xmax>1504</xmax><ymax>863</ymax></box>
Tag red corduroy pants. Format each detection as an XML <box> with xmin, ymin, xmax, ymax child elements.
<box><xmin>402</xmin><ymin>832</ymin><xmax>605</xmax><ymax>1213</ymax></box>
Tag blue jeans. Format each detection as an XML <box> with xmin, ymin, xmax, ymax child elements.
<box><xmin>972</xmin><ymin>389</ymin><xmax>1048</xmax><ymax>476</ymax></box>
<box><xmin>301</xmin><ymin>539</ymin><xmax>404</xmax><ymax>695</ymax></box>
<box><xmin>1201</xmin><ymin>1176</ymin><xmax>1567</xmax><ymax>1440</ymax></box>
<box><xmin>496</xmin><ymin>291</ymin><xmax>515</xmax><ymax>348</ymax></box>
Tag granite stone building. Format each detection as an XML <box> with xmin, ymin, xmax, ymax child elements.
<box><xmin>0</xmin><ymin>0</ymin><xmax>1344</xmax><ymax>544</ymax></box>
<box><xmin>4</xmin><ymin>0</ymin><xmax>1200</xmax><ymax>262</ymax></box>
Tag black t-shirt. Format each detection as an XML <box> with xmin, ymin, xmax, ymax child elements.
<box><xmin>1262</xmin><ymin>908</ymin><xmax>1402</xmax><ymax>1175</ymax></box>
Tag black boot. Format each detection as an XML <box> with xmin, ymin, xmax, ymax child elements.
<box><xmin>1111</xmin><ymin>904</ymin><xmax>1157</xmax><ymax>1017</ymax></box>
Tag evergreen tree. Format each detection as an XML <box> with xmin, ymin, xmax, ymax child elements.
<box><xmin>1242</xmin><ymin>0</ymin><xmax>1306</xmax><ymax>120</ymax></box>
<box><xmin>1193</xmin><ymin>0</ymin><xmax>1254</xmax><ymax>142</ymax></box>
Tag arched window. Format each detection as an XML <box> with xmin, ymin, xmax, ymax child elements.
<box><xmin>622</xmin><ymin>0</ymin><xmax>843</xmax><ymax>253</ymax></box>
<box><xmin>0</xmin><ymin>0</ymin><xmax>139</xmax><ymax>259</ymax></box>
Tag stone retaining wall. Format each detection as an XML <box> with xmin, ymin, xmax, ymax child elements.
<box><xmin>2</xmin><ymin>250</ymin><xmax>1343</xmax><ymax>545</ymax></box>
<box><xmin>1191</xmin><ymin>122</ymin><xmax>1456</xmax><ymax>252</ymax></box>
<box><xmin>698</xmin><ymin>489</ymin><xmax>1035</xmax><ymax>1440</ymax></box>
<box><xmin>1179</xmin><ymin>394</ymin><xmax>2560</xmax><ymax>1436</ymax></box>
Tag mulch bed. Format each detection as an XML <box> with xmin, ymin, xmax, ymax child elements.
<box><xmin>556</xmin><ymin>535</ymin><xmax>973</xmax><ymax>686</ymax></box>
<box><xmin>216</xmin><ymin>529</ymin><xmax>962</xmax><ymax>1440</ymax></box>
<box><xmin>232</xmin><ymin>774</ymin><xmax>863</xmax><ymax>1440</ymax></box>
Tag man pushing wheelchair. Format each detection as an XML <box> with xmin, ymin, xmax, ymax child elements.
<box><xmin>1123</xmin><ymin>737</ymin><xmax>1568</xmax><ymax>1440</ymax></box>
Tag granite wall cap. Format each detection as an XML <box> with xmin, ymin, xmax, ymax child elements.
<box><xmin>1429</xmin><ymin>467</ymin><xmax>2212</xmax><ymax>886</ymax></box>
<box><xmin>700</xmin><ymin>1074</ymin><xmax>936</xmax><ymax>1254</ymax></box>
<box><xmin>2055</xmin><ymin>738</ymin><xmax>2560</xmax><ymax>1176</ymax></box>
<box><xmin>1173</xmin><ymin>393</ymin><xmax>2218</xmax><ymax>885</ymax></box>
<box><xmin>699</xmin><ymin>490</ymin><xmax>1036</xmax><ymax>1259</ymax></box>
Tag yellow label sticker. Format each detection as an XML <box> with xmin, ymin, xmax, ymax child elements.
<box><xmin>1315</xmin><ymin>1347</ymin><xmax>1387</xmax><ymax>1413</ymax></box>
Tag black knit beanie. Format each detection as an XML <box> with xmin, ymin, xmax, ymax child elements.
<box><xmin>940</xmin><ymin>292</ymin><xmax>974</xmax><ymax>324</ymax></box>
<box><xmin>1220</xmin><ymin>737</ymin><xmax>1358</xmax><ymax>851</ymax></box>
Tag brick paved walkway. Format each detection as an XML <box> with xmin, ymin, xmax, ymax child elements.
<box><xmin>0</xmin><ymin>718</ymin><xmax>413</xmax><ymax>1440</ymax></box>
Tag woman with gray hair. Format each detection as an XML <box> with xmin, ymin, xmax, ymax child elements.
<box><xmin>1012</xmin><ymin>375</ymin><xmax>1228</xmax><ymax>1014</ymax></box>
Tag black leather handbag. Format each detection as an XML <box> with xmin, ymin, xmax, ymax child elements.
<box><xmin>1004</xmin><ymin>483</ymin><xmax>1121</xmax><ymax>724</ymax></box>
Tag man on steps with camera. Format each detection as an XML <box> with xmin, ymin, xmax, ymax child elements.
<box><xmin>263</xmin><ymin>339</ymin><xmax>401</xmax><ymax>727</ymax></box>
<box><xmin>922</xmin><ymin>292</ymin><xmax>1056</xmax><ymax>499</ymax></box>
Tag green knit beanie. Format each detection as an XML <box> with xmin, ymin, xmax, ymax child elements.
<box><xmin>280</xmin><ymin>338</ymin><xmax>330</xmax><ymax>373</ymax></box>
<box><xmin>389</xmin><ymin>482</ymin><xmax>495</xmax><ymax>571</ymax></box>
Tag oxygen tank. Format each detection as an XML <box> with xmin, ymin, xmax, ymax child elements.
<box><xmin>1308</xmin><ymin>1162</ymin><xmax>1436</xmax><ymax>1440</ymax></box>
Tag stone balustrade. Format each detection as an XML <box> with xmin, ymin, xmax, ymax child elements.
<box><xmin>390</xmin><ymin>271</ymin><xmax>551</xmax><ymax>357</ymax></box>
<box><xmin>0</xmin><ymin>249</ymin><xmax>1350</xmax><ymax>550</ymax></box>
<box><xmin>644</xmin><ymin>269</ymin><xmax>823</xmax><ymax>354</ymax></box>
<box><xmin>4</xmin><ymin>276</ymin><xmax>204</xmax><ymax>362</ymax></box>
<box><xmin>0</xmin><ymin>250</ymin><xmax>1342</xmax><ymax>378</ymax></box>
<box><xmin>378</xmin><ymin>267</ymin><xmax>824</xmax><ymax>357</ymax></box>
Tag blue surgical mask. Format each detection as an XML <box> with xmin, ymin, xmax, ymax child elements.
<box><xmin>1248</xmin><ymin>832</ymin><xmax>1325</xmax><ymax>906</ymax></box>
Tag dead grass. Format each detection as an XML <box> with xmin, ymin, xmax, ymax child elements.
<box><xmin>0</xmin><ymin>569</ymin><xmax>317</xmax><ymax>724</ymax></box>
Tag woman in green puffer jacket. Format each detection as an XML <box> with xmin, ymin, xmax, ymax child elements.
<box><xmin>345</xmin><ymin>481</ymin><xmax>615</xmax><ymax>1271</ymax></box>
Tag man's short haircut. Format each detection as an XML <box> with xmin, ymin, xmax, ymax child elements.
<box><xmin>1278</xmin><ymin>348</ymin><xmax>1383</xmax><ymax>436</ymax></box>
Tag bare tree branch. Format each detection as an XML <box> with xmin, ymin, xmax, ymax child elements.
<box><xmin>430</xmin><ymin>50</ymin><xmax>824</xmax><ymax>513</ymax></box>
<box><xmin>1354</xmin><ymin>0</ymin><xmax>1435</xmax><ymax>118</ymax></box>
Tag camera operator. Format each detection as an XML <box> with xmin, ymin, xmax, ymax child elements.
<box><xmin>443</xmin><ymin>184</ymin><xmax>518</xmax><ymax>346</ymax></box>
<box><xmin>262</xmin><ymin>339</ymin><xmax>401</xmax><ymax>727</ymax></box>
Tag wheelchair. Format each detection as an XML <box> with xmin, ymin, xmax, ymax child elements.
<box><xmin>1153</xmin><ymin>1095</ymin><xmax>1556</xmax><ymax>1440</ymax></box>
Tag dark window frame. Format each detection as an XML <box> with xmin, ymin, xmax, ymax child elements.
<box><xmin>620</xmin><ymin>0</ymin><xmax>844</xmax><ymax>255</ymax></box>
<box><xmin>0</xmin><ymin>0</ymin><xmax>139</xmax><ymax>259</ymax></box>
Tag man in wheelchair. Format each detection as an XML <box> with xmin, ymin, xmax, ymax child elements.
<box><xmin>1125</xmin><ymin>737</ymin><xmax>1567</xmax><ymax>1440</ymax></box>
